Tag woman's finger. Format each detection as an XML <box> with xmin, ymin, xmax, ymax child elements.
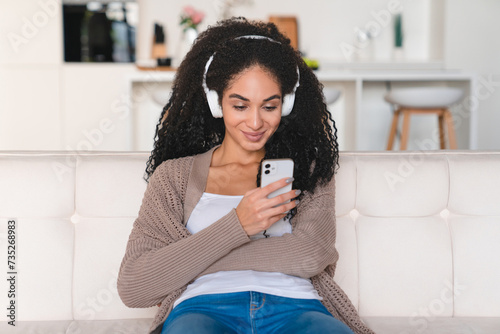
<box><xmin>267</xmin><ymin>189</ymin><xmax>301</xmax><ymax>208</ymax></box>
<box><xmin>260</xmin><ymin>177</ymin><xmax>294</xmax><ymax>197</ymax></box>
<box><xmin>266</xmin><ymin>198</ymin><xmax>299</xmax><ymax>220</ymax></box>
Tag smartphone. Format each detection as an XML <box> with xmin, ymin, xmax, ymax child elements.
<box><xmin>261</xmin><ymin>159</ymin><xmax>294</xmax><ymax>199</ymax></box>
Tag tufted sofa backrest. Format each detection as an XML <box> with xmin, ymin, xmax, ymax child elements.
<box><xmin>0</xmin><ymin>151</ymin><xmax>499</xmax><ymax>323</ymax></box>
<box><xmin>335</xmin><ymin>151</ymin><xmax>500</xmax><ymax>320</ymax></box>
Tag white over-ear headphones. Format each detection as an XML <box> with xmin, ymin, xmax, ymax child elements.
<box><xmin>202</xmin><ymin>35</ymin><xmax>300</xmax><ymax>118</ymax></box>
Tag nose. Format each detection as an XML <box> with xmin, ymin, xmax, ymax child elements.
<box><xmin>247</xmin><ymin>107</ymin><xmax>263</xmax><ymax>130</ymax></box>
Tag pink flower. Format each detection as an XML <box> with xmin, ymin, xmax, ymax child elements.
<box><xmin>191</xmin><ymin>11</ymin><xmax>205</xmax><ymax>25</ymax></box>
<box><xmin>180</xmin><ymin>5</ymin><xmax>205</xmax><ymax>31</ymax></box>
<box><xmin>183</xmin><ymin>6</ymin><xmax>195</xmax><ymax>16</ymax></box>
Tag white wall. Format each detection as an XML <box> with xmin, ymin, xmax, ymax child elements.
<box><xmin>61</xmin><ymin>64</ymin><xmax>135</xmax><ymax>151</ymax></box>
<box><xmin>138</xmin><ymin>0</ymin><xmax>442</xmax><ymax>64</ymax></box>
<box><xmin>0</xmin><ymin>0</ymin><xmax>135</xmax><ymax>151</ymax></box>
<box><xmin>0</xmin><ymin>0</ymin><xmax>63</xmax><ymax>150</ymax></box>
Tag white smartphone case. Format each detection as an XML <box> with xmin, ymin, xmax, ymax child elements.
<box><xmin>261</xmin><ymin>159</ymin><xmax>294</xmax><ymax>199</ymax></box>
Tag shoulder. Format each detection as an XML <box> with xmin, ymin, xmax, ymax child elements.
<box><xmin>152</xmin><ymin>146</ymin><xmax>217</xmax><ymax>179</ymax></box>
<box><xmin>317</xmin><ymin>177</ymin><xmax>336</xmax><ymax>194</ymax></box>
<box><xmin>306</xmin><ymin>177</ymin><xmax>335</xmax><ymax>198</ymax></box>
<box><xmin>149</xmin><ymin>146</ymin><xmax>215</xmax><ymax>187</ymax></box>
<box><xmin>147</xmin><ymin>155</ymin><xmax>196</xmax><ymax>196</ymax></box>
<box><xmin>296</xmin><ymin>178</ymin><xmax>335</xmax><ymax>214</ymax></box>
<box><xmin>154</xmin><ymin>155</ymin><xmax>196</xmax><ymax>178</ymax></box>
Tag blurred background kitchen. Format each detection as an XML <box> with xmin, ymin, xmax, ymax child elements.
<box><xmin>0</xmin><ymin>0</ymin><xmax>499</xmax><ymax>152</ymax></box>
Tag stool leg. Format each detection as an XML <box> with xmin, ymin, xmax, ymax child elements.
<box><xmin>400</xmin><ymin>109</ymin><xmax>411</xmax><ymax>150</ymax></box>
<box><xmin>387</xmin><ymin>108</ymin><xmax>401</xmax><ymax>150</ymax></box>
<box><xmin>445</xmin><ymin>109</ymin><xmax>458</xmax><ymax>149</ymax></box>
<box><xmin>438</xmin><ymin>110</ymin><xmax>446</xmax><ymax>149</ymax></box>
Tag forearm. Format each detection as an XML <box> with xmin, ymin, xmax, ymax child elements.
<box><xmin>200</xmin><ymin>181</ymin><xmax>338</xmax><ymax>278</ymax></box>
<box><xmin>118</xmin><ymin>209</ymin><xmax>250</xmax><ymax>308</ymax></box>
<box><xmin>200</xmin><ymin>194</ymin><xmax>338</xmax><ymax>278</ymax></box>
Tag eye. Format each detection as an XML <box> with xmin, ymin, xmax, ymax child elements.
<box><xmin>233</xmin><ymin>105</ymin><xmax>247</xmax><ymax>111</ymax></box>
<box><xmin>263</xmin><ymin>106</ymin><xmax>278</xmax><ymax>112</ymax></box>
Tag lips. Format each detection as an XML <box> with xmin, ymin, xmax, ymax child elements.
<box><xmin>242</xmin><ymin>131</ymin><xmax>265</xmax><ymax>142</ymax></box>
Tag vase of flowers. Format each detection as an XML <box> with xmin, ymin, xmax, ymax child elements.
<box><xmin>180</xmin><ymin>5</ymin><xmax>205</xmax><ymax>32</ymax></box>
<box><xmin>393</xmin><ymin>13</ymin><xmax>404</xmax><ymax>60</ymax></box>
<box><xmin>175</xmin><ymin>6</ymin><xmax>205</xmax><ymax>67</ymax></box>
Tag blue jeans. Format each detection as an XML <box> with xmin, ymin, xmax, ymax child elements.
<box><xmin>161</xmin><ymin>291</ymin><xmax>354</xmax><ymax>334</ymax></box>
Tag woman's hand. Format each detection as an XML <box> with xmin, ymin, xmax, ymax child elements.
<box><xmin>235</xmin><ymin>177</ymin><xmax>300</xmax><ymax>236</ymax></box>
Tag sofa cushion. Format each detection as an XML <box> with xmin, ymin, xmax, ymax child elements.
<box><xmin>0</xmin><ymin>218</ymin><xmax>74</xmax><ymax>321</ymax></box>
<box><xmin>356</xmin><ymin>153</ymin><xmax>448</xmax><ymax>217</ymax></box>
<box><xmin>0</xmin><ymin>319</ymin><xmax>152</xmax><ymax>334</ymax></box>
<box><xmin>451</xmin><ymin>216</ymin><xmax>500</xmax><ymax>317</ymax></box>
<box><xmin>75</xmin><ymin>154</ymin><xmax>148</xmax><ymax>217</ymax></box>
<box><xmin>334</xmin><ymin>216</ymin><xmax>359</xmax><ymax>310</ymax></box>
<box><xmin>0</xmin><ymin>154</ymin><xmax>75</xmax><ymax>217</ymax></box>
<box><xmin>448</xmin><ymin>154</ymin><xmax>500</xmax><ymax>216</ymax></box>
<box><xmin>1</xmin><ymin>151</ymin><xmax>499</xmax><ymax>334</ymax></box>
<box><xmin>73</xmin><ymin>216</ymin><xmax>157</xmax><ymax>320</ymax></box>
<box><xmin>335</xmin><ymin>155</ymin><xmax>357</xmax><ymax>216</ymax></box>
<box><xmin>357</xmin><ymin>216</ymin><xmax>453</xmax><ymax>317</ymax></box>
<box><xmin>363</xmin><ymin>316</ymin><xmax>500</xmax><ymax>334</ymax></box>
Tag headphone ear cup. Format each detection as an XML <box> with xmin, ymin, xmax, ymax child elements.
<box><xmin>206</xmin><ymin>89</ymin><xmax>223</xmax><ymax>118</ymax></box>
<box><xmin>281</xmin><ymin>67</ymin><xmax>300</xmax><ymax>116</ymax></box>
<box><xmin>281</xmin><ymin>93</ymin><xmax>295</xmax><ymax>116</ymax></box>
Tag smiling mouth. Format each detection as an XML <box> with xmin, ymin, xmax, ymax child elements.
<box><xmin>242</xmin><ymin>131</ymin><xmax>265</xmax><ymax>142</ymax></box>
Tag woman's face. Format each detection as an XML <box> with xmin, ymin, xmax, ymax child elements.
<box><xmin>221</xmin><ymin>65</ymin><xmax>282</xmax><ymax>154</ymax></box>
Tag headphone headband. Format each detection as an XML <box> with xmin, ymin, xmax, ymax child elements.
<box><xmin>202</xmin><ymin>35</ymin><xmax>300</xmax><ymax>118</ymax></box>
<box><xmin>234</xmin><ymin>35</ymin><xmax>279</xmax><ymax>42</ymax></box>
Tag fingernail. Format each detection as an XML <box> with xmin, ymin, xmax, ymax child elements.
<box><xmin>295</xmin><ymin>190</ymin><xmax>301</xmax><ymax>196</ymax></box>
<box><xmin>285</xmin><ymin>177</ymin><xmax>294</xmax><ymax>184</ymax></box>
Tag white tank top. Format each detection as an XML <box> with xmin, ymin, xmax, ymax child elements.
<box><xmin>173</xmin><ymin>192</ymin><xmax>321</xmax><ymax>308</ymax></box>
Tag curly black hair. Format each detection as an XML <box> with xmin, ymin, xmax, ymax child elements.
<box><xmin>145</xmin><ymin>17</ymin><xmax>339</xmax><ymax>196</ymax></box>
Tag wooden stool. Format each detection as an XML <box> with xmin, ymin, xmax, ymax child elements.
<box><xmin>385</xmin><ymin>87</ymin><xmax>463</xmax><ymax>150</ymax></box>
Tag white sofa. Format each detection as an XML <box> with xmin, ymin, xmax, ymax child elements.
<box><xmin>1</xmin><ymin>150</ymin><xmax>499</xmax><ymax>334</ymax></box>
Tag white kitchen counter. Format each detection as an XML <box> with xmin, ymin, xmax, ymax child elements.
<box><xmin>127</xmin><ymin>68</ymin><xmax>475</xmax><ymax>82</ymax></box>
<box><xmin>317</xmin><ymin>69</ymin><xmax>475</xmax><ymax>81</ymax></box>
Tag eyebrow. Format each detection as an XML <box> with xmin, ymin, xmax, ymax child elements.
<box><xmin>228</xmin><ymin>94</ymin><xmax>281</xmax><ymax>102</ymax></box>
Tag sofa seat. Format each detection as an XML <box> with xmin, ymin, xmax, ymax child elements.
<box><xmin>363</xmin><ymin>317</ymin><xmax>500</xmax><ymax>334</ymax></box>
<box><xmin>4</xmin><ymin>317</ymin><xmax>500</xmax><ymax>334</ymax></box>
<box><xmin>1</xmin><ymin>150</ymin><xmax>499</xmax><ymax>333</ymax></box>
<box><xmin>0</xmin><ymin>319</ymin><xmax>152</xmax><ymax>333</ymax></box>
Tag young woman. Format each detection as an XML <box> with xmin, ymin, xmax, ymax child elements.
<box><xmin>118</xmin><ymin>18</ymin><xmax>374</xmax><ymax>334</ymax></box>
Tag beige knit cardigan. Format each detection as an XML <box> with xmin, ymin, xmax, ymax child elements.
<box><xmin>117</xmin><ymin>146</ymin><xmax>375</xmax><ymax>334</ymax></box>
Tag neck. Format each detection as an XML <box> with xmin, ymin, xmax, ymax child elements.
<box><xmin>212</xmin><ymin>141</ymin><xmax>265</xmax><ymax>167</ymax></box>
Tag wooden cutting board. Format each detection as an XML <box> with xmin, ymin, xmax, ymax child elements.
<box><xmin>268</xmin><ymin>16</ymin><xmax>298</xmax><ymax>50</ymax></box>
